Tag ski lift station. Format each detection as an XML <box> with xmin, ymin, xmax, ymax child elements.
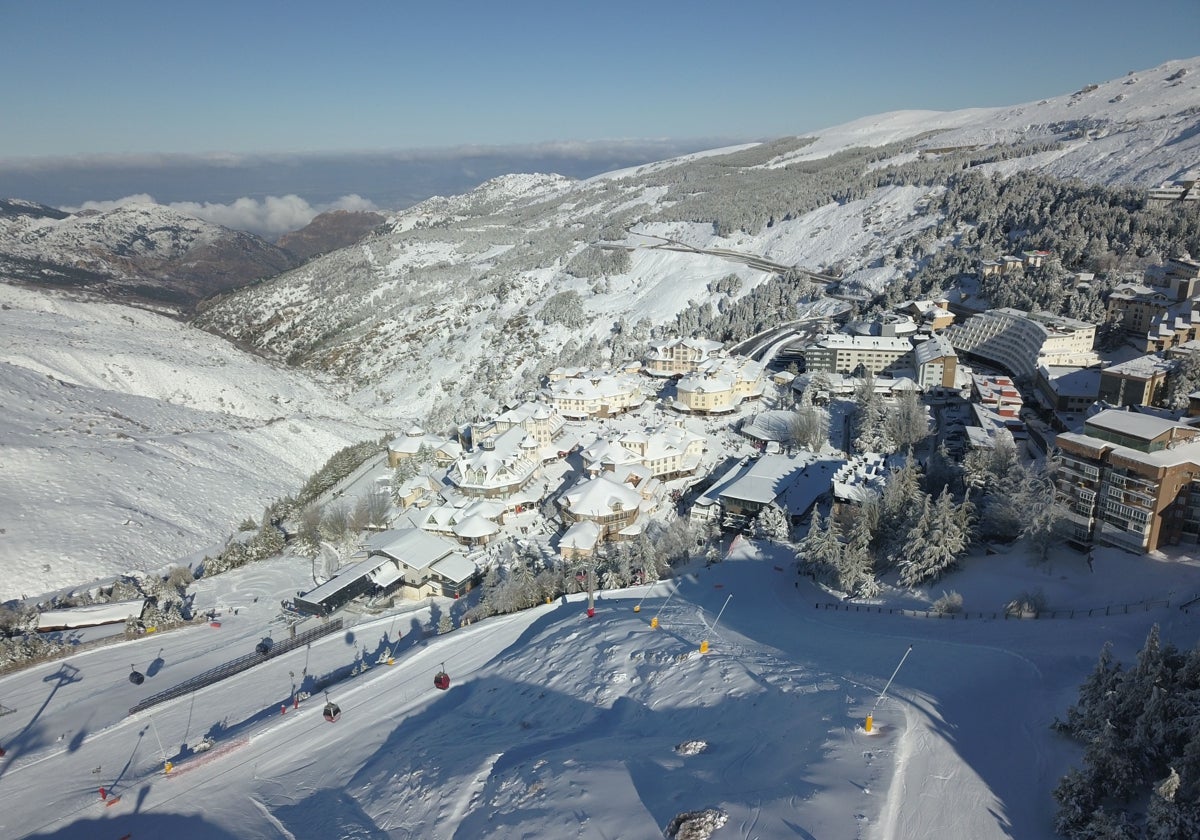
<box><xmin>293</xmin><ymin>528</ymin><xmax>481</xmax><ymax>617</ymax></box>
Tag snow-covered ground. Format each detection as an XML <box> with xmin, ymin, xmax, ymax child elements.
<box><xmin>1</xmin><ymin>537</ymin><xmax>1196</xmax><ymax>839</ymax></box>
<box><xmin>0</xmin><ymin>283</ymin><xmax>388</xmax><ymax>601</ymax></box>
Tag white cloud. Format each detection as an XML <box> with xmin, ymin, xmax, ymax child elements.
<box><xmin>63</xmin><ymin>193</ymin><xmax>379</xmax><ymax>239</ymax></box>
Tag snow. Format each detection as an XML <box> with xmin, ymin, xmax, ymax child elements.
<box><xmin>0</xmin><ymin>540</ymin><xmax>1196</xmax><ymax>838</ymax></box>
<box><xmin>2</xmin><ymin>54</ymin><xmax>1200</xmax><ymax>838</ymax></box>
<box><xmin>0</xmin><ymin>283</ymin><xmax>386</xmax><ymax>601</ymax></box>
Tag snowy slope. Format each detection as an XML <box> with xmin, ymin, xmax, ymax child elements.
<box><xmin>0</xmin><ymin>283</ymin><xmax>387</xmax><ymax>601</ymax></box>
<box><xmin>0</xmin><ymin>541</ymin><xmax>1196</xmax><ymax>839</ymax></box>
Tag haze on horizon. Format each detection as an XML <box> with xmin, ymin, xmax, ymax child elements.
<box><xmin>1</xmin><ymin>0</ymin><xmax>1195</xmax><ymax>236</ymax></box>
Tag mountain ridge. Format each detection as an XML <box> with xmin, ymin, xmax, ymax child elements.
<box><xmin>196</xmin><ymin>57</ymin><xmax>1200</xmax><ymax>429</ymax></box>
<box><xmin>0</xmin><ymin>200</ymin><xmax>299</xmax><ymax>310</ymax></box>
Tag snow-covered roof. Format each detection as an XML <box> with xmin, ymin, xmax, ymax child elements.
<box><xmin>452</xmin><ymin>514</ymin><xmax>500</xmax><ymax>539</ymax></box>
<box><xmin>36</xmin><ymin>599</ymin><xmax>145</xmax><ymax>631</ymax></box>
<box><xmin>741</xmin><ymin>410</ymin><xmax>796</xmax><ymax>443</ymax></box>
<box><xmin>430</xmin><ymin>552</ymin><xmax>478</xmax><ymax>583</ymax></box>
<box><xmin>561</xmin><ymin>475</ymin><xmax>643</xmax><ymax>516</ymax></box>
<box><xmin>301</xmin><ymin>555</ymin><xmax>393</xmax><ymax>603</ymax></box>
<box><xmin>560</xmin><ymin>520</ymin><xmax>602</xmax><ymax>550</ymax></box>
<box><xmin>366</xmin><ymin>528</ymin><xmax>461</xmax><ymax>570</ymax></box>
<box><xmin>1084</xmin><ymin>409</ymin><xmax>1184</xmax><ymax>442</ymax></box>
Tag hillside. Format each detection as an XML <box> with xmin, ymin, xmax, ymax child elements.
<box><xmin>0</xmin><ymin>200</ymin><xmax>298</xmax><ymax>310</ymax></box>
<box><xmin>196</xmin><ymin>58</ymin><xmax>1200</xmax><ymax>430</ymax></box>
<box><xmin>275</xmin><ymin>209</ymin><xmax>387</xmax><ymax>261</ymax></box>
<box><xmin>0</xmin><ymin>282</ymin><xmax>385</xmax><ymax>601</ymax></box>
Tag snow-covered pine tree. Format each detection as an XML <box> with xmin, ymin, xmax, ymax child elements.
<box><xmin>878</xmin><ymin>457</ymin><xmax>923</xmax><ymax>567</ymax></box>
<box><xmin>1166</xmin><ymin>353</ymin><xmax>1198</xmax><ymax>411</ymax></box>
<box><xmin>391</xmin><ymin>459</ymin><xmax>418</xmax><ymax>504</ymax></box>
<box><xmin>838</xmin><ymin>513</ymin><xmax>879</xmax><ymax>597</ymax></box>
<box><xmin>898</xmin><ymin>488</ymin><xmax>967</xmax><ymax>588</ymax></box>
<box><xmin>852</xmin><ymin>375</ymin><xmax>897</xmax><ymax>455</ymax></box>
<box><xmin>798</xmin><ymin>510</ymin><xmax>843</xmax><ymax>586</ymax></box>
<box><xmin>752</xmin><ymin>502</ymin><xmax>792</xmax><ymax>543</ymax></box>
<box><xmin>887</xmin><ymin>390</ymin><xmax>930</xmax><ymax>453</ymax></box>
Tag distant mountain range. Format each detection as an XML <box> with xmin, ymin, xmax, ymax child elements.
<box><xmin>0</xmin><ymin>200</ymin><xmax>385</xmax><ymax>310</ymax></box>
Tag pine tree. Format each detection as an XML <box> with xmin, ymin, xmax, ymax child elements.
<box><xmin>839</xmin><ymin>513</ymin><xmax>879</xmax><ymax>597</ymax></box>
<box><xmin>752</xmin><ymin>503</ymin><xmax>792</xmax><ymax>543</ymax></box>
<box><xmin>878</xmin><ymin>456</ymin><xmax>922</xmax><ymax>566</ymax></box>
<box><xmin>898</xmin><ymin>489</ymin><xmax>966</xmax><ymax>587</ymax></box>
<box><xmin>887</xmin><ymin>390</ymin><xmax>931</xmax><ymax>453</ymax></box>
<box><xmin>798</xmin><ymin>510</ymin><xmax>842</xmax><ymax>585</ymax></box>
<box><xmin>437</xmin><ymin>613</ymin><xmax>453</xmax><ymax>635</ymax></box>
<box><xmin>391</xmin><ymin>459</ymin><xmax>418</xmax><ymax>504</ymax></box>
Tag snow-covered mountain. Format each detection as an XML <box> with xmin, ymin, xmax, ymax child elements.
<box><xmin>0</xmin><ymin>282</ymin><xmax>386</xmax><ymax>602</ymax></box>
<box><xmin>197</xmin><ymin>58</ymin><xmax>1200</xmax><ymax>429</ymax></box>
<box><xmin>0</xmin><ymin>199</ymin><xmax>298</xmax><ymax>309</ymax></box>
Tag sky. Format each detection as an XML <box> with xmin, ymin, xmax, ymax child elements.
<box><xmin>2</xmin><ymin>0</ymin><xmax>1197</xmax><ymax>161</ymax></box>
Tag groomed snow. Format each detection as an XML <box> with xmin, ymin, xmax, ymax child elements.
<box><xmin>1</xmin><ymin>539</ymin><xmax>1196</xmax><ymax>839</ymax></box>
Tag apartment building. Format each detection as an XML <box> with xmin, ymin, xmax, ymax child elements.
<box><xmin>545</xmin><ymin>372</ymin><xmax>646</xmax><ymax>419</ymax></box>
<box><xmin>674</xmin><ymin>356</ymin><xmax>765</xmax><ymax>414</ymax></box>
<box><xmin>644</xmin><ymin>337</ymin><xmax>725</xmax><ymax>377</ymax></box>
<box><xmin>1055</xmin><ymin>409</ymin><xmax>1200</xmax><ymax>553</ymax></box>
<box><xmin>945</xmin><ymin>307</ymin><xmax>1098</xmax><ymax>380</ymax></box>
<box><xmin>1097</xmin><ymin>354</ymin><xmax>1176</xmax><ymax>407</ymax></box>
<box><xmin>803</xmin><ymin>333</ymin><xmax>957</xmax><ymax>388</ymax></box>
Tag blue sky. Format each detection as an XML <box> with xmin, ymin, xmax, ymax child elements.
<box><xmin>2</xmin><ymin>0</ymin><xmax>1197</xmax><ymax>161</ymax></box>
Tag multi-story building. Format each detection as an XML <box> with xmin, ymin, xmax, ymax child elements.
<box><xmin>488</xmin><ymin>401</ymin><xmax>565</xmax><ymax>446</ymax></box>
<box><xmin>945</xmin><ymin>307</ymin><xmax>1098</xmax><ymax>380</ymax></box>
<box><xmin>899</xmin><ymin>299</ymin><xmax>956</xmax><ymax>331</ymax></box>
<box><xmin>1035</xmin><ymin>365</ymin><xmax>1102</xmax><ymax>414</ymax></box>
<box><xmin>1055</xmin><ymin>410</ymin><xmax>1200</xmax><ymax>553</ymax></box>
<box><xmin>970</xmin><ymin>374</ymin><xmax>1023</xmax><ymax>418</ymax></box>
<box><xmin>582</xmin><ymin>424</ymin><xmax>706</xmax><ymax>481</ymax></box>
<box><xmin>674</xmin><ymin>357</ymin><xmax>765</xmax><ymax>414</ymax></box>
<box><xmin>803</xmin><ymin>333</ymin><xmax>957</xmax><ymax>389</ymax></box>
<box><xmin>644</xmin><ymin>337</ymin><xmax>725</xmax><ymax>377</ymax></box>
<box><xmin>1144</xmin><ymin>307</ymin><xmax>1200</xmax><ymax>353</ymax></box>
<box><xmin>545</xmin><ymin>372</ymin><xmax>646</xmax><ymax>419</ymax></box>
<box><xmin>558</xmin><ymin>474</ymin><xmax>645</xmax><ymax>541</ymax></box>
<box><xmin>1097</xmin><ymin>354</ymin><xmax>1176</xmax><ymax>407</ymax></box>
<box><xmin>447</xmin><ymin>426</ymin><xmax>541</xmax><ymax>501</ymax></box>
<box><xmin>830</xmin><ymin>454</ymin><xmax>891</xmax><ymax>527</ymax></box>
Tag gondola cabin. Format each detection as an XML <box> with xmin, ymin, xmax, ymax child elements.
<box><xmin>129</xmin><ymin>668</ymin><xmax>145</xmax><ymax>685</ymax></box>
<box><xmin>323</xmin><ymin>701</ymin><xmax>341</xmax><ymax>723</ymax></box>
<box><xmin>434</xmin><ymin>670</ymin><xmax>450</xmax><ymax>691</ymax></box>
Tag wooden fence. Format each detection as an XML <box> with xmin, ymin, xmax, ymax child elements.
<box><xmin>814</xmin><ymin>599</ymin><xmax>1171</xmax><ymax>621</ymax></box>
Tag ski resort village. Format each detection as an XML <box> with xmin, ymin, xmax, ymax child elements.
<box><xmin>2</xmin><ymin>57</ymin><xmax>1200</xmax><ymax>840</ymax></box>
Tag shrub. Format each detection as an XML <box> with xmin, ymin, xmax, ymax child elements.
<box><xmin>1005</xmin><ymin>589</ymin><xmax>1046</xmax><ymax>617</ymax></box>
<box><xmin>932</xmin><ymin>590</ymin><xmax>964</xmax><ymax>615</ymax></box>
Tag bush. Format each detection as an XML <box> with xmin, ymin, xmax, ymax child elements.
<box><xmin>1005</xmin><ymin>589</ymin><xmax>1046</xmax><ymax>617</ymax></box>
<box><xmin>932</xmin><ymin>590</ymin><xmax>964</xmax><ymax>615</ymax></box>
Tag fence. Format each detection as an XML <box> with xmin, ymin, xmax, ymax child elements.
<box><xmin>128</xmin><ymin>618</ymin><xmax>343</xmax><ymax>715</ymax></box>
<box><xmin>813</xmin><ymin>599</ymin><xmax>1171</xmax><ymax>621</ymax></box>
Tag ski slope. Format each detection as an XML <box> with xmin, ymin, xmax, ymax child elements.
<box><xmin>1</xmin><ymin>541</ymin><xmax>1197</xmax><ymax>839</ymax></box>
